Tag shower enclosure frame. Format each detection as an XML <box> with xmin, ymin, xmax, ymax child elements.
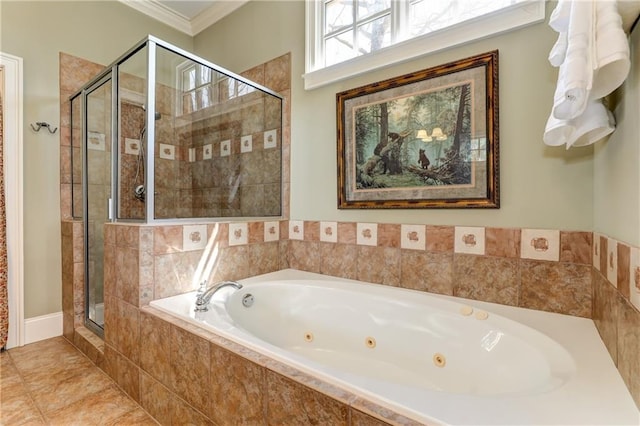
<box><xmin>70</xmin><ymin>35</ymin><xmax>284</xmax><ymax>337</ymax></box>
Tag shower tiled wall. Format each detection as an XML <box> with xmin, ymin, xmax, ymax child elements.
<box><xmin>60</xmin><ymin>52</ymin><xmax>289</xmax><ymax>222</ymax></box>
<box><xmin>60</xmin><ymin>53</ymin><xmax>105</xmax><ymax>220</ymax></box>
<box><xmin>118</xmin><ymin>102</ymin><xmax>145</xmax><ymax>220</ymax></box>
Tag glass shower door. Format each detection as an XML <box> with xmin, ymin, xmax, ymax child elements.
<box><xmin>84</xmin><ymin>75</ymin><xmax>113</xmax><ymax>334</ymax></box>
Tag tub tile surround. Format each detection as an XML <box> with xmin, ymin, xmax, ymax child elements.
<box><xmin>133</xmin><ymin>305</ymin><xmax>424</xmax><ymax>426</ymax></box>
<box><xmin>592</xmin><ymin>234</ymin><xmax>640</xmax><ymax>408</ymax></box>
<box><xmin>61</xmin><ymin>217</ymin><xmax>640</xmax><ymax>422</ymax></box>
<box><xmin>287</xmin><ymin>222</ymin><xmax>593</xmax><ymax>317</ymax></box>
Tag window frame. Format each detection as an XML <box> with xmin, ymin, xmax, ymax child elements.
<box><xmin>304</xmin><ymin>0</ymin><xmax>545</xmax><ymax>90</ymax></box>
<box><xmin>175</xmin><ymin>60</ymin><xmax>257</xmax><ymax>116</ymax></box>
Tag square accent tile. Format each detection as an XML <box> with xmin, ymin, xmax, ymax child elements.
<box><xmin>630</xmin><ymin>246</ymin><xmax>640</xmax><ymax>311</ymax></box>
<box><xmin>593</xmin><ymin>233</ymin><xmax>601</xmax><ymax>270</ymax></box>
<box><xmin>454</xmin><ymin>226</ymin><xmax>485</xmax><ymax>255</ymax></box>
<box><xmin>220</xmin><ymin>140</ymin><xmax>231</xmax><ymax>157</ymax></box>
<box><xmin>320</xmin><ymin>221</ymin><xmax>337</xmax><ymax>243</ymax></box>
<box><xmin>289</xmin><ymin>220</ymin><xmax>304</xmax><ymax>241</ymax></box>
<box><xmin>88</xmin><ymin>131</ymin><xmax>105</xmax><ymax>151</ymax></box>
<box><xmin>520</xmin><ymin>229</ymin><xmax>559</xmax><ymax>261</ymax></box>
<box><xmin>183</xmin><ymin>225</ymin><xmax>207</xmax><ymax>251</ymax></box>
<box><xmin>401</xmin><ymin>224</ymin><xmax>425</xmax><ymax>250</ymax></box>
<box><xmin>264</xmin><ymin>221</ymin><xmax>280</xmax><ymax>242</ymax></box>
<box><xmin>357</xmin><ymin>223</ymin><xmax>378</xmax><ymax>246</ymax></box>
<box><xmin>264</xmin><ymin>129</ymin><xmax>277</xmax><ymax>149</ymax></box>
<box><xmin>241</xmin><ymin>135</ymin><xmax>252</xmax><ymax>153</ymax></box>
<box><xmin>124</xmin><ymin>138</ymin><xmax>140</xmax><ymax>155</ymax></box>
<box><xmin>159</xmin><ymin>143</ymin><xmax>175</xmax><ymax>160</ymax></box>
<box><xmin>607</xmin><ymin>237</ymin><xmax>618</xmax><ymax>286</ymax></box>
<box><xmin>203</xmin><ymin>143</ymin><xmax>212</xmax><ymax>160</ymax></box>
<box><xmin>229</xmin><ymin>223</ymin><xmax>248</xmax><ymax>246</ymax></box>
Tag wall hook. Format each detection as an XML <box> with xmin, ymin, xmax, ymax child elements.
<box><xmin>30</xmin><ymin>122</ymin><xmax>58</xmax><ymax>134</ymax></box>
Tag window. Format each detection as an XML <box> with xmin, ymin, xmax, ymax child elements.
<box><xmin>179</xmin><ymin>63</ymin><xmax>211</xmax><ymax>114</ymax></box>
<box><xmin>304</xmin><ymin>0</ymin><xmax>544</xmax><ymax>89</ymax></box>
<box><xmin>177</xmin><ymin>62</ymin><xmax>255</xmax><ymax>115</ymax></box>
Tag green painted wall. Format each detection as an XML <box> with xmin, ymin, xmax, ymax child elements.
<box><xmin>194</xmin><ymin>1</ymin><xmax>595</xmax><ymax>230</ymax></box>
<box><xmin>593</xmin><ymin>25</ymin><xmax>640</xmax><ymax>247</ymax></box>
<box><xmin>4</xmin><ymin>0</ymin><xmax>638</xmax><ymax>320</ymax></box>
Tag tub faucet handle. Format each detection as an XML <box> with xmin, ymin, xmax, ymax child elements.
<box><xmin>196</xmin><ymin>280</ymin><xmax>207</xmax><ymax>296</ymax></box>
<box><xmin>194</xmin><ymin>280</ymin><xmax>242</xmax><ymax>312</ymax></box>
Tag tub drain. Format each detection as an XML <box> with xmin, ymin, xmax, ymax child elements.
<box><xmin>304</xmin><ymin>332</ymin><xmax>314</xmax><ymax>342</ymax></box>
<box><xmin>433</xmin><ymin>353</ymin><xmax>446</xmax><ymax>368</ymax></box>
<box><xmin>365</xmin><ymin>337</ymin><xmax>376</xmax><ymax>348</ymax></box>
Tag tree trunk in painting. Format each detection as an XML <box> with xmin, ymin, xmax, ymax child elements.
<box><xmin>452</xmin><ymin>84</ymin><xmax>469</xmax><ymax>154</ymax></box>
<box><xmin>379</xmin><ymin>103</ymin><xmax>388</xmax><ymax>146</ymax></box>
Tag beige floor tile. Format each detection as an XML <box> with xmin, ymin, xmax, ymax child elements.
<box><xmin>5</xmin><ymin>337</ymin><xmax>156</xmax><ymax>426</ymax></box>
<box><xmin>106</xmin><ymin>407</ymin><xmax>159</xmax><ymax>425</ymax></box>
<box><xmin>44</xmin><ymin>384</ymin><xmax>142</xmax><ymax>425</ymax></box>
<box><xmin>0</xmin><ymin>392</ymin><xmax>46</xmax><ymax>425</ymax></box>
<box><xmin>0</xmin><ymin>354</ymin><xmax>28</xmax><ymax>397</ymax></box>
<box><xmin>30</xmin><ymin>367</ymin><xmax>114</xmax><ymax>414</ymax></box>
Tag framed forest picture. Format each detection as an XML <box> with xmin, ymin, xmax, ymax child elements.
<box><xmin>336</xmin><ymin>50</ymin><xmax>499</xmax><ymax>209</ymax></box>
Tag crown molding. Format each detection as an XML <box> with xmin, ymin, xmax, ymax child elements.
<box><xmin>119</xmin><ymin>0</ymin><xmax>250</xmax><ymax>36</ymax></box>
<box><xmin>120</xmin><ymin>0</ymin><xmax>192</xmax><ymax>34</ymax></box>
<box><xmin>192</xmin><ymin>1</ymin><xmax>249</xmax><ymax>35</ymax></box>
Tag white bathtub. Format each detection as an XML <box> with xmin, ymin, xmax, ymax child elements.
<box><xmin>150</xmin><ymin>269</ymin><xmax>639</xmax><ymax>425</ymax></box>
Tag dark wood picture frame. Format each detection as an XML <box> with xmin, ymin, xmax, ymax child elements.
<box><xmin>337</xmin><ymin>50</ymin><xmax>499</xmax><ymax>209</ymax></box>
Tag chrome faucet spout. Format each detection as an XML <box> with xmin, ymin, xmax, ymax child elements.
<box><xmin>194</xmin><ymin>280</ymin><xmax>242</xmax><ymax>312</ymax></box>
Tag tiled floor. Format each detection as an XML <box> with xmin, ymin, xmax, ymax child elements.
<box><xmin>1</xmin><ymin>337</ymin><xmax>157</xmax><ymax>425</ymax></box>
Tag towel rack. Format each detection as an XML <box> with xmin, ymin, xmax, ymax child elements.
<box><xmin>30</xmin><ymin>122</ymin><xmax>58</xmax><ymax>134</ymax></box>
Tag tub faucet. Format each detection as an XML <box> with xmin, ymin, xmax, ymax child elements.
<box><xmin>194</xmin><ymin>280</ymin><xmax>242</xmax><ymax>312</ymax></box>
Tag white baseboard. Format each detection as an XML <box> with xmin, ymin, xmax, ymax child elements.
<box><xmin>24</xmin><ymin>312</ymin><xmax>63</xmax><ymax>345</ymax></box>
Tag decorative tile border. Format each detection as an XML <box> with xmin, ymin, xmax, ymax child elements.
<box><xmin>264</xmin><ymin>221</ymin><xmax>280</xmax><ymax>242</ymax></box>
<box><xmin>264</xmin><ymin>129</ymin><xmax>278</xmax><ymax>149</ymax></box>
<box><xmin>320</xmin><ymin>221</ymin><xmax>337</xmax><ymax>243</ymax></box>
<box><xmin>183</xmin><ymin>225</ymin><xmax>207</xmax><ymax>251</ymax></box>
<box><xmin>356</xmin><ymin>223</ymin><xmax>377</xmax><ymax>246</ymax></box>
<box><xmin>159</xmin><ymin>143</ymin><xmax>175</xmax><ymax>160</ymax></box>
<box><xmin>593</xmin><ymin>233</ymin><xmax>602</xmax><ymax>270</ymax></box>
<box><xmin>100</xmin><ymin>219</ymin><xmax>640</xmax><ymax>315</ymax></box>
<box><xmin>203</xmin><ymin>143</ymin><xmax>212</xmax><ymax>160</ymax></box>
<box><xmin>400</xmin><ymin>224</ymin><xmax>425</xmax><ymax>251</ymax></box>
<box><xmin>229</xmin><ymin>223</ymin><xmax>248</xmax><ymax>246</ymax></box>
<box><xmin>521</xmin><ymin>229</ymin><xmax>559</xmax><ymax>261</ymax></box>
<box><xmin>631</xmin><ymin>247</ymin><xmax>640</xmax><ymax>310</ymax></box>
<box><xmin>240</xmin><ymin>135</ymin><xmax>252</xmax><ymax>153</ymax></box>
<box><xmin>454</xmin><ymin>226</ymin><xmax>485</xmax><ymax>255</ymax></box>
<box><xmin>220</xmin><ymin>140</ymin><xmax>231</xmax><ymax>157</ymax></box>
<box><xmin>289</xmin><ymin>220</ymin><xmax>304</xmax><ymax>241</ymax></box>
<box><xmin>607</xmin><ymin>237</ymin><xmax>618</xmax><ymax>287</ymax></box>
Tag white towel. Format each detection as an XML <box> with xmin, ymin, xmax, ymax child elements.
<box><xmin>549</xmin><ymin>0</ymin><xmax>571</xmax><ymax>32</ymax></box>
<box><xmin>544</xmin><ymin>100</ymin><xmax>615</xmax><ymax>148</ymax></box>
<box><xmin>567</xmin><ymin>101</ymin><xmax>615</xmax><ymax>148</ymax></box>
<box><xmin>551</xmin><ymin>0</ymin><xmax>595</xmax><ymax>121</ymax></box>
<box><xmin>590</xmin><ymin>0</ymin><xmax>630</xmax><ymax>100</ymax></box>
<box><xmin>549</xmin><ymin>31</ymin><xmax>568</xmax><ymax>67</ymax></box>
<box><xmin>544</xmin><ymin>0</ymin><xmax>629</xmax><ymax>148</ymax></box>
